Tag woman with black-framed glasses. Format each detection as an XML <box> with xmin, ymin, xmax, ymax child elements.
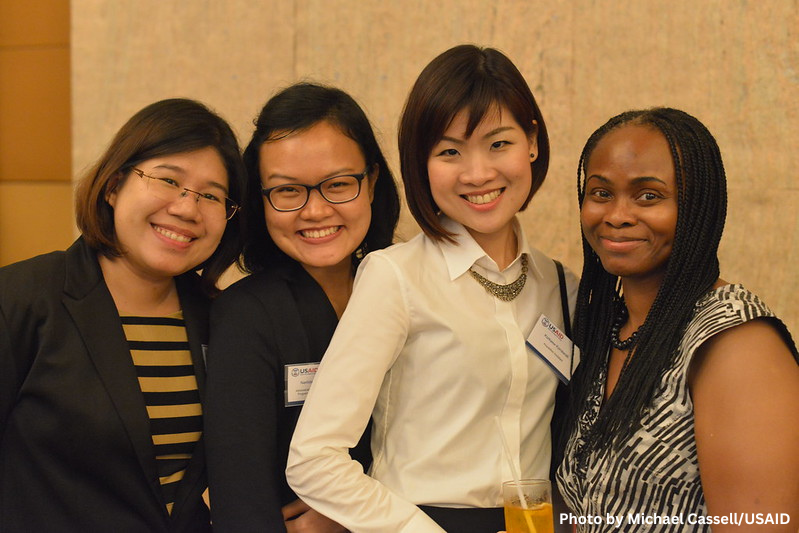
<box><xmin>0</xmin><ymin>98</ymin><xmax>246</xmax><ymax>532</ymax></box>
<box><xmin>204</xmin><ymin>82</ymin><xmax>400</xmax><ymax>532</ymax></box>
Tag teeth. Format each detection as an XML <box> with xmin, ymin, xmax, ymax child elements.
<box><xmin>155</xmin><ymin>226</ymin><xmax>193</xmax><ymax>243</ymax></box>
<box><xmin>464</xmin><ymin>189</ymin><xmax>502</xmax><ymax>205</ymax></box>
<box><xmin>301</xmin><ymin>227</ymin><xmax>340</xmax><ymax>239</ymax></box>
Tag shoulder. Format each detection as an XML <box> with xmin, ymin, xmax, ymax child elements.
<box><xmin>683</xmin><ymin>284</ymin><xmax>790</xmax><ymax>351</ymax></box>
<box><xmin>367</xmin><ymin>232</ymin><xmax>433</xmax><ymax>262</ymax></box>
<box><xmin>688</xmin><ymin>285</ymin><xmax>797</xmax><ymax>375</ymax></box>
<box><xmin>359</xmin><ymin>233</ymin><xmax>440</xmax><ymax>277</ymax></box>
<box><xmin>0</xmin><ymin>249</ymin><xmax>67</xmax><ymax>284</ymax></box>
<box><xmin>526</xmin><ymin>247</ymin><xmax>579</xmax><ymax>290</ymax></box>
<box><xmin>212</xmin><ymin>271</ymin><xmax>281</xmax><ymax>313</ymax></box>
<box><xmin>0</xmin><ymin>249</ymin><xmax>68</xmax><ymax>306</ymax></box>
<box><xmin>693</xmin><ymin>284</ymin><xmax>774</xmax><ymax>322</ymax></box>
<box><xmin>211</xmin><ymin>267</ymin><xmax>320</xmax><ymax>322</ymax></box>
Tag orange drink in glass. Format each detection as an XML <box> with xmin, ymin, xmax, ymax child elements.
<box><xmin>502</xmin><ymin>479</ymin><xmax>554</xmax><ymax>533</ymax></box>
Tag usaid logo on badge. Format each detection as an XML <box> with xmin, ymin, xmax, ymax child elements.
<box><xmin>291</xmin><ymin>366</ymin><xmax>317</xmax><ymax>378</ymax></box>
<box><xmin>285</xmin><ymin>362</ymin><xmax>320</xmax><ymax>407</ymax></box>
<box><xmin>541</xmin><ymin>316</ymin><xmax>564</xmax><ymax>341</ymax></box>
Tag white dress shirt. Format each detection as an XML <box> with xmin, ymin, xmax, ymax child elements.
<box><xmin>287</xmin><ymin>216</ymin><xmax>578</xmax><ymax>533</ymax></box>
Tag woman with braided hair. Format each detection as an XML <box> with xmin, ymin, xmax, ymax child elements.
<box><xmin>556</xmin><ymin>108</ymin><xmax>799</xmax><ymax>531</ymax></box>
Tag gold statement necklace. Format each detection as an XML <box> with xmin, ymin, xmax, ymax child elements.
<box><xmin>468</xmin><ymin>255</ymin><xmax>528</xmax><ymax>302</ymax></box>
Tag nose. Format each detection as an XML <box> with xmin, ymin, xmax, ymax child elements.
<box><xmin>460</xmin><ymin>154</ymin><xmax>497</xmax><ymax>186</ymax></box>
<box><xmin>298</xmin><ymin>189</ymin><xmax>334</xmax><ymax>220</ymax></box>
<box><xmin>167</xmin><ymin>189</ymin><xmax>203</xmax><ymax>219</ymax></box>
<box><xmin>604</xmin><ymin>198</ymin><xmax>636</xmax><ymax>227</ymax></box>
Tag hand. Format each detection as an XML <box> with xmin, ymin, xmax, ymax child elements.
<box><xmin>283</xmin><ymin>499</ymin><xmax>348</xmax><ymax>533</ymax></box>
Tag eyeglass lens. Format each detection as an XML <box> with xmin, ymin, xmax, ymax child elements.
<box><xmin>268</xmin><ymin>174</ymin><xmax>362</xmax><ymax>211</ymax></box>
<box><xmin>140</xmin><ymin>171</ymin><xmax>238</xmax><ymax>219</ymax></box>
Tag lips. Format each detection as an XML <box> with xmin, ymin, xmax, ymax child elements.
<box><xmin>462</xmin><ymin>188</ymin><xmax>504</xmax><ymax>205</ymax></box>
<box><xmin>599</xmin><ymin>236</ymin><xmax>645</xmax><ymax>252</ymax></box>
<box><xmin>153</xmin><ymin>224</ymin><xmax>196</xmax><ymax>244</ymax></box>
<box><xmin>299</xmin><ymin>226</ymin><xmax>342</xmax><ymax>239</ymax></box>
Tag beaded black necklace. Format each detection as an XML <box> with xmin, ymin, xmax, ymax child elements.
<box><xmin>610</xmin><ymin>298</ymin><xmax>640</xmax><ymax>351</ymax></box>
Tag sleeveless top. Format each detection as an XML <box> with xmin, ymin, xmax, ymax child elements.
<box><xmin>556</xmin><ymin>285</ymin><xmax>793</xmax><ymax>532</ymax></box>
<box><xmin>121</xmin><ymin>312</ymin><xmax>203</xmax><ymax>514</ymax></box>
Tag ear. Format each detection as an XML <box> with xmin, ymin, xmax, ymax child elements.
<box><xmin>366</xmin><ymin>164</ymin><xmax>378</xmax><ymax>203</ymax></box>
<box><xmin>527</xmin><ymin>120</ymin><xmax>539</xmax><ymax>162</ymax></box>
<box><xmin>105</xmin><ymin>171</ymin><xmax>125</xmax><ymax>207</ymax></box>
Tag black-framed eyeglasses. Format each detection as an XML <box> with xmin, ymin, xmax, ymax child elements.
<box><xmin>261</xmin><ymin>169</ymin><xmax>369</xmax><ymax>212</ymax></box>
<box><xmin>132</xmin><ymin>168</ymin><xmax>240</xmax><ymax>220</ymax></box>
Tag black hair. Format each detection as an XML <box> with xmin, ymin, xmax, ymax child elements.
<box><xmin>566</xmin><ymin>107</ymin><xmax>727</xmax><ymax>453</ymax></box>
<box><xmin>240</xmin><ymin>82</ymin><xmax>400</xmax><ymax>273</ymax></box>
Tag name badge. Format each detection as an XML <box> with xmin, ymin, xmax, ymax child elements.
<box><xmin>526</xmin><ymin>314</ymin><xmax>580</xmax><ymax>384</ymax></box>
<box><xmin>285</xmin><ymin>362</ymin><xmax>320</xmax><ymax>407</ymax></box>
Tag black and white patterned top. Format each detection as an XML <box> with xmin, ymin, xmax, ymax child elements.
<box><xmin>556</xmin><ymin>285</ymin><xmax>790</xmax><ymax>532</ymax></box>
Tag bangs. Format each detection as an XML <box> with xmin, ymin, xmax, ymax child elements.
<box><xmin>432</xmin><ymin>79</ymin><xmax>523</xmax><ymax>146</ymax></box>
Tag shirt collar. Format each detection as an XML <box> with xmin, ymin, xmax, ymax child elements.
<box><xmin>436</xmin><ymin>215</ymin><xmax>542</xmax><ymax>281</ymax></box>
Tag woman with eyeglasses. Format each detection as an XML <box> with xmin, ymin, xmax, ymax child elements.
<box><xmin>286</xmin><ymin>45</ymin><xmax>577</xmax><ymax>532</ymax></box>
<box><xmin>0</xmin><ymin>98</ymin><xmax>245</xmax><ymax>532</ymax></box>
<box><xmin>204</xmin><ymin>82</ymin><xmax>400</xmax><ymax>532</ymax></box>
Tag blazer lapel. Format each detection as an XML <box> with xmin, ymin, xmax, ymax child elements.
<box><xmin>169</xmin><ymin>273</ymin><xmax>210</xmax><ymax>519</ymax></box>
<box><xmin>60</xmin><ymin>239</ymin><xmax>163</xmax><ymax>507</ymax></box>
<box><xmin>264</xmin><ymin>264</ymin><xmax>316</xmax><ymax>366</ymax></box>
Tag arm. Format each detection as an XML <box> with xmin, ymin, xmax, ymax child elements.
<box><xmin>286</xmin><ymin>254</ymin><xmax>445</xmax><ymax>533</ymax></box>
<box><xmin>282</xmin><ymin>499</ymin><xmax>347</xmax><ymax>533</ymax></box>
<box><xmin>690</xmin><ymin>318</ymin><xmax>799</xmax><ymax>531</ymax></box>
<box><xmin>204</xmin><ymin>288</ymin><xmax>287</xmax><ymax>532</ymax></box>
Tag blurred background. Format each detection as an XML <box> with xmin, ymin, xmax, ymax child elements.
<box><xmin>1</xmin><ymin>0</ymin><xmax>796</xmax><ymax>334</ymax></box>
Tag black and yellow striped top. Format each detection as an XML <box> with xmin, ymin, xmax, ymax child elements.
<box><xmin>121</xmin><ymin>312</ymin><xmax>202</xmax><ymax>515</ymax></box>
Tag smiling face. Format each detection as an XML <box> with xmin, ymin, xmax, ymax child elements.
<box><xmin>581</xmin><ymin>124</ymin><xmax>678</xmax><ymax>284</ymax></box>
<box><xmin>106</xmin><ymin>146</ymin><xmax>230</xmax><ymax>282</ymax></box>
<box><xmin>427</xmin><ymin>105</ymin><xmax>536</xmax><ymax>256</ymax></box>
<box><xmin>259</xmin><ymin>120</ymin><xmax>375</xmax><ymax>276</ymax></box>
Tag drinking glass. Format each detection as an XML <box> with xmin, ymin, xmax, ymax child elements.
<box><xmin>502</xmin><ymin>479</ymin><xmax>554</xmax><ymax>533</ymax></box>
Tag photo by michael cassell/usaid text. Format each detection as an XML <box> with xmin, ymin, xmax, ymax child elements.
<box><xmin>559</xmin><ymin>512</ymin><xmax>792</xmax><ymax>528</ymax></box>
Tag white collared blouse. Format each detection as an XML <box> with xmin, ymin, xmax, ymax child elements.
<box><xmin>287</xmin><ymin>216</ymin><xmax>577</xmax><ymax>533</ymax></box>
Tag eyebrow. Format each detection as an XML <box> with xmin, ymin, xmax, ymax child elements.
<box><xmin>586</xmin><ymin>175</ymin><xmax>668</xmax><ymax>186</ymax></box>
<box><xmin>439</xmin><ymin>126</ymin><xmax>517</xmax><ymax>144</ymax></box>
<box><xmin>151</xmin><ymin>164</ymin><xmax>229</xmax><ymax>194</ymax></box>
<box><xmin>263</xmin><ymin>167</ymin><xmax>362</xmax><ymax>183</ymax></box>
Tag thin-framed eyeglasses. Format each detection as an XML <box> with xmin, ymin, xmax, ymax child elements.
<box><xmin>261</xmin><ymin>169</ymin><xmax>369</xmax><ymax>212</ymax></box>
<box><xmin>132</xmin><ymin>168</ymin><xmax>240</xmax><ymax>220</ymax></box>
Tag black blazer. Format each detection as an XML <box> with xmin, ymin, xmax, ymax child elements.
<box><xmin>205</xmin><ymin>261</ymin><xmax>371</xmax><ymax>533</ymax></box>
<box><xmin>0</xmin><ymin>238</ymin><xmax>212</xmax><ymax>532</ymax></box>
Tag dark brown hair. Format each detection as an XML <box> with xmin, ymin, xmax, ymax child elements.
<box><xmin>75</xmin><ymin>98</ymin><xmax>246</xmax><ymax>293</ymax></box>
<box><xmin>397</xmin><ymin>44</ymin><xmax>549</xmax><ymax>241</ymax></box>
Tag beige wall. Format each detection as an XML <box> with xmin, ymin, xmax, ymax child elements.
<box><xmin>68</xmin><ymin>0</ymin><xmax>798</xmax><ymax>334</ymax></box>
<box><xmin>0</xmin><ymin>0</ymin><xmax>72</xmax><ymax>266</ymax></box>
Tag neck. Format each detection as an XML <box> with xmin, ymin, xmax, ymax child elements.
<box><xmin>467</xmin><ymin>222</ymin><xmax>518</xmax><ymax>270</ymax></box>
<box><xmin>98</xmin><ymin>255</ymin><xmax>179</xmax><ymax>316</ymax></box>
<box><xmin>619</xmin><ymin>274</ymin><xmax>664</xmax><ymax>332</ymax></box>
<box><xmin>303</xmin><ymin>258</ymin><xmax>354</xmax><ymax>319</ymax></box>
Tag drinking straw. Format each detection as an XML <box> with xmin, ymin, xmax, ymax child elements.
<box><xmin>494</xmin><ymin>416</ymin><xmax>537</xmax><ymax>532</ymax></box>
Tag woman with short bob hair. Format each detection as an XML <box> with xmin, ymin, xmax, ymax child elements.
<box><xmin>399</xmin><ymin>44</ymin><xmax>549</xmax><ymax>242</ymax></box>
<box><xmin>76</xmin><ymin>97</ymin><xmax>246</xmax><ymax>294</ymax></box>
<box><xmin>287</xmin><ymin>45</ymin><xmax>576</xmax><ymax>532</ymax></box>
<box><xmin>557</xmin><ymin>107</ymin><xmax>799</xmax><ymax>530</ymax></box>
<box><xmin>0</xmin><ymin>98</ymin><xmax>245</xmax><ymax>532</ymax></box>
<box><xmin>205</xmin><ymin>82</ymin><xmax>400</xmax><ymax>532</ymax></box>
